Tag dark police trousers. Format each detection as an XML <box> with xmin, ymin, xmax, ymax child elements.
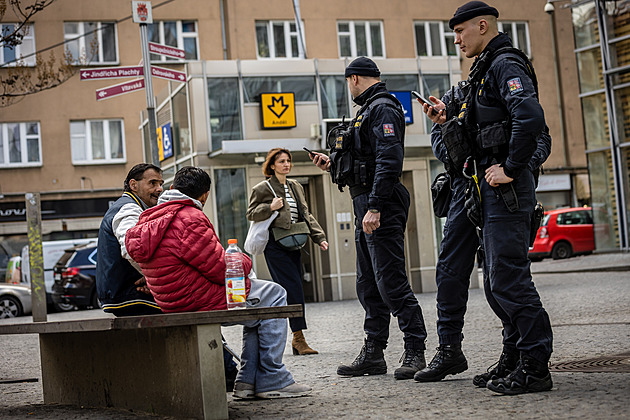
<box><xmin>353</xmin><ymin>182</ymin><xmax>427</xmax><ymax>351</ymax></box>
<box><xmin>480</xmin><ymin>169</ymin><xmax>553</xmax><ymax>363</ymax></box>
<box><xmin>435</xmin><ymin>176</ymin><xmax>479</xmax><ymax>345</ymax></box>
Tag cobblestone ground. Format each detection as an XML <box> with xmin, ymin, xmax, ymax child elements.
<box><xmin>1</xmin><ymin>258</ymin><xmax>629</xmax><ymax>419</ymax></box>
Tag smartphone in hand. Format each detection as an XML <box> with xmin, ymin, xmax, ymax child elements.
<box><xmin>411</xmin><ymin>91</ymin><xmax>439</xmax><ymax>115</ymax></box>
<box><xmin>303</xmin><ymin>147</ymin><xmax>314</xmax><ymax>156</ymax></box>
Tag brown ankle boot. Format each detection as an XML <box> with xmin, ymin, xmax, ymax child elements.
<box><xmin>292</xmin><ymin>330</ymin><xmax>318</xmax><ymax>355</ymax></box>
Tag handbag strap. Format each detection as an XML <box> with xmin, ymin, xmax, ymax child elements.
<box><xmin>264</xmin><ymin>180</ymin><xmax>277</xmax><ymax>198</ymax></box>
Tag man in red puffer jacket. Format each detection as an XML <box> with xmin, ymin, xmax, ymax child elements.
<box><xmin>125</xmin><ymin>166</ymin><xmax>311</xmax><ymax>400</ymax></box>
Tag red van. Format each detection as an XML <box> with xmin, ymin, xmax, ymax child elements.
<box><xmin>529</xmin><ymin>207</ymin><xmax>595</xmax><ymax>261</ymax></box>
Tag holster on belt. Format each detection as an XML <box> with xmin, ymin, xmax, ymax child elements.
<box><xmin>529</xmin><ymin>202</ymin><xmax>544</xmax><ymax>246</ymax></box>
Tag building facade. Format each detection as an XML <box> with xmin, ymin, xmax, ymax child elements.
<box><xmin>1</xmin><ymin>0</ymin><xmax>587</xmax><ymax>298</ymax></box>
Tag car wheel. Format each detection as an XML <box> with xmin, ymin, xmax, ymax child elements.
<box><xmin>54</xmin><ymin>302</ymin><xmax>76</xmax><ymax>312</ymax></box>
<box><xmin>551</xmin><ymin>241</ymin><xmax>572</xmax><ymax>260</ymax></box>
<box><xmin>0</xmin><ymin>295</ymin><xmax>23</xmax><ymax>318</ymax></box>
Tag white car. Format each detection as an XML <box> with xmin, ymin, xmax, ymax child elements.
<box><xmin>0</xmin><ymin>283</ymin><xmax>32</xmax><ymax>318</ymax></box>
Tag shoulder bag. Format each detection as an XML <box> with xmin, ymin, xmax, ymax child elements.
<box><xmin>243</xmin><ymin>180</ymin><xmax>279</xmax><ymax>255</ymax></box>
<box><xmin>271</xmin><ymin>181</ymin><xmax>310</xmax><ymax>251</ymax></box>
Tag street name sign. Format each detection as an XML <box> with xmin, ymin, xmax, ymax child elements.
<box><xmin>80</xmin><ymin>66</ymin><xmax>143</xmax><ymax>80</ymax></box>
<box><xmin>148</xmin><ymin>42</ymin><xmax>186</xmax><ymax>59</ymax></box>
<box><xmin>151</xmin><ymin>66</ymin><xmax>186</xmax><ymax>82</ymax></box>
<box><xmin>96</xmin><ymin>78</ymin><xmax>145</xmax><ymax>101</ymax></box>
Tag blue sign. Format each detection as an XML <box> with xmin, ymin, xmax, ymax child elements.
<box><xmin>389</xmin><ymin>91</ymin><xmax>413</xmax><ymax>125</ymax></box>
<box><xmin>160</xmin><ymin>122</ymin><xmax>173</xmax><ymax>160</ymax></box>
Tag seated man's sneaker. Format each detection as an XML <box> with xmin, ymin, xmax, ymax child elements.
<box><xmin>472</xmin><ymin>349</ymin><xmax>519</xmax><ymax>388</ymax></box>
<box><xmin>486</xmin><ymin>354</ymin><xmax>553</xmax><ymax>395</ymax></box>
<box><xmin>414</xmin><ymin>344</ymin><xmax>467</xmax><ymax>382</ymax></box>
<box><xmin>233</xmin><ymin>382</ymin><xmax>255</xmax><ymax>399</ymax></box>
<box><xmin>394</xmin><ymin>349</ymin><xmax>426</xmax><ymax>380</ymax></box>
<box><xmin>337</xmin><ymin>339</ymin><xmax>387</xmax><ymax>376</ymax></box>
<box><xmin>255</xmin><ymin>382</ymin><xmax>312</xmax><ymax>399</ymax></box>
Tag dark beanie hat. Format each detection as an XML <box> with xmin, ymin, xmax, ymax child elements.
<box><xmin>344</xmin><ymin>57</ymin><xmax>381</xmax><ymax>78</ymax></box>
<box><xmin>449</xmin><ymin>1</ymin><xmax>499</xmax><ymax>29</ymax></box>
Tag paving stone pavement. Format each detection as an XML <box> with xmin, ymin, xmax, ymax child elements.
<box><xmin>1</xmin><ymin>253</ymin><xmax>629</xmax><ymax>419</ymax></box>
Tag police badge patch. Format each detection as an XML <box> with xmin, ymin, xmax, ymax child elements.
<box><xmin>507</xmin><ymin>78</ymin><xmax>523</xmax><ymax>95</ymax></box>
<box><xmin>383</xmin><ymin>123</ymin><xmax>395</xmax><ymax>136</ymax></box>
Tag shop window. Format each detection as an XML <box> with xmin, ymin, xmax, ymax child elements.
<box><xmin>0</xmin><ymin>122</ymin><xmax>41</xmax><ymax>167</ymax></box>
<box><xmin>1</xmin><ymin>23</ymin><xmax>36</xmax><ymax>66</ymax></box>
<box><xmin>207</xmin><ymin>77</ymin><xmax>242</xmax><ymax>149</ymax></box>
<box><xmin>337</xmin><ymin>20</ymin><xmax>385</xmax><ymax>58</ymax></box>
<box><xmin>320</xmin><ymin>75</ymin><xmax>349</xmax><ymax>120</ymax></box>
<box><xmin>70</xmin><ymin>119</ymin><xmax>125</xmax><ymax>164</ymax></box>
<box><xmin>414</xmin><ymin>21</ymin><xmax>457</xmax><ymax>57</ymax></box>
<box><xmin>64</xmin><ymin>21</ymin><xmax>117</xmax><ymax>64</ymax></box>
<box><xmin>214</xmin><ymin>168</ymin><xmax>248</xmax><ymax>249</ymax></box>
<box><xmin>243</xmin><ymin>76</ymin><xmax>316</xmax><ymax>103</ymax></box>
<box><xmin>148</xmin><ymin>20</ymin><xmax>198</xmax><ymax>61</ymax></box>
<box><xmin>171</xmin><ymin>87</ymin><xmax>191</xmax><ymax>159</ymax></box>
<box><xmin>255</xmin><ymin>20</ymin><xmax>304</xmax><ymax>59</ymax></box>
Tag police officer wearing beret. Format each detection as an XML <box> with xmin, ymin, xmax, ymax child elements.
<box><xmin>415</xmin><ymin>1</ymin><xmax>553</xmax><ymax>394</ymax></box>
<box><xmin>311</xmin><ymin>57</ymin><xmax>428</xmax><ymax>380</ymax></box>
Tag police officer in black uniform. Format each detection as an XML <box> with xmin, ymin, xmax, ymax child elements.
<box><xmin>413</xmin><ymin>2</ymin><xmax>554</xmax><ymax>394</ymax></box>
<box><xmin>311</xmin><ymin>57</ymin><xmax>428</xmax><ymax>380</ymax></box>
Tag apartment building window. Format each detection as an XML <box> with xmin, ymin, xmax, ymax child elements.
<box><xmin>1</xmin><ymin>23</ymin><xmax>36</xmax><ymax>66</ymax></box>
<box><xmin>64</xmin><ymin>22</ymin><xmax>117</xmax><ymax>64</ymax></box>
<box><xmin>70</xmin><ymin>119</ymin><xmax>125</xmax><ymax>164</ymax></box>
<box><xmin>337</xmin><ymin>21</ymin><xmax>385</xmax><ymax>58</ymax></box>
<box><xmin>148</xmin><ymin>21</ymin><xmax>198</xmax><ymax>61</ymax></box>
<box><xmin>243</xmin><ymin>76</ymin><xmax>316</xmax><ymax>103</ymax></box>
<box><xmin>498</xmin><ymin>21</ymin><xmax>530</xmax><ymax>57</ymax></box>
<box><xmin>414</xmin><ymin>22</ymin><xmax>457</xmax><ymax>57</ymax></box>
<box><xmin>0</xmin><ymin>122</ymin><xmax>41</xmax><ymax>167</ymax></box>
<box><xmin>256</xmin><ymin>21</ymin><xmax>304</xmax><ymax>59</ymax></box>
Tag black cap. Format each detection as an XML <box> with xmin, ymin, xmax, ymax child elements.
<box><xmin>344</xmin><ymin>57</ymin><xmax>381</xmax><ymax>78</ymax></box>
<box><xmin>449</xmin><ymin>1</ymin><xmax>499</xmax><ymax>29</ymax></box>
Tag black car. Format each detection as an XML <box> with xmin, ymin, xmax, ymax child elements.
<box><xmin>52</xmin><ymin>244</ymin><xmax>100</xmax><ymax>310</ymax></box>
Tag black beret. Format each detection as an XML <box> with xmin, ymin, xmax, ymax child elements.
<box><xmin>344</xmin><ymin>56</ymin><xmax>381</xmax><ymax>78</ymax></box>
<box><xmin>449</xmin><ymin>1</ymin><xmax>499</xmax><ymax>29</ymax></box>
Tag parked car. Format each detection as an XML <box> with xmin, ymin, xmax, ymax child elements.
<box><xmin>0</xmin><ymin>283</ymin><xmax>32</xmax><ymax>318</ymax></box>
<box><xmin>529</xmin><ymin>207</ymin><xmax>595</xmax><ymax>261</ymax></box>
<box><xmin>52</xmin><ymin>244</ymin><xmax>100</xmax><ymax>310</ymax></box>
<box><xmin>21</xmin><ymin>238</ymin><xmax>97</xmax><ymax>311</ymax></box>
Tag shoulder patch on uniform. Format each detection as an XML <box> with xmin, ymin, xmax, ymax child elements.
<box><xmin>383</xmin><ymin>123</ymin><xmax>395</xmax><ymax>137</ymax></box>
<box><xmin>507</xmin><ymin>77</ymin><xmax>524</xmax><ymax>95</ymax></box>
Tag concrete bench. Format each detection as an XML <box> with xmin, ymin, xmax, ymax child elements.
<box><xmin>0</xmin><ymin>304</ymin><xmax>303</xmax><ymax>420</ymax></box>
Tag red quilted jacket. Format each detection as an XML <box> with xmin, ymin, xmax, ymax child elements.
<box><xmin>125</xmin><ymin>198</ymin><xmax>252</xmax><ymax>312</ymax></box>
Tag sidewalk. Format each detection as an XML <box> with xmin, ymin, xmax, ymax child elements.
<box><xmin>1</xmin><ymin>252</ymin><xmax>629</xmax><ymax>419</ymax></box>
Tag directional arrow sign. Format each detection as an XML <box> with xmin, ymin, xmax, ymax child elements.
<box><xmin>80</xmin><ymin>66</ymin><xmax>143</xmax><ymax>81</ymax></box>
<box><xmin>260</xmin><ymin>92</ymin><xmax>296</xmax><ymax>129</ymax></box>
<box><xmin>151</xmin><ymin>66</ymin><xmax>186</xmax><ymax>82</ymax></box>
<box><xmin>96</xmin><ymin>78</ymin><xmax>145</xmax><ymax>101</ymax></box>
<box><xmin>148</xmin><ymin>42</ymin><xmax>186</xmax><ymax>59</ymax></box>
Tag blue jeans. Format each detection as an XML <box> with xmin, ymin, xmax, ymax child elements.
<box><xmin>231</xmin><ymin>277</ymin><xmax>294</xmax><ymax>393</ymax></box>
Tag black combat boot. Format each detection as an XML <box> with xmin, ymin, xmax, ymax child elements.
<box><xmin>413</xmin><ymin>343</ymin><xmax>468</xmax><ymax>382</ymax></box>
<box><xmin>486</xmin><ymin>354</ymin><xmax>553</xmax><ymax>395</ymax></box>
<box><xmin>472</xmin><ymin>348</ymin><xmax>519</xmax><ymax>388</ymax></box>
<box><xmin>394</xmin><ymin>348</ymin><xmax>426</xmax><ymax>380</ymax></box>
<box><xmin>337</xmin><ymin>339</ymin><xmax>387</xmax><ymax>376</ymax></box>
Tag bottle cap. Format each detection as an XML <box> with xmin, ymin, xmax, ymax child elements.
<box><xmin>228</xmin><ymin>238</ymin><xmax>237</xmax><ymax>244</ymax></box>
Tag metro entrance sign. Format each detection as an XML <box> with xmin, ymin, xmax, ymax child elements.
<box><xmin>96</xmin><ymin>78</ymin><xmax>145</xmax><ymax>101</ymax></box>
<box><xmin>148</xmin><ymin>41</ymin><xmax>186</xmax><ymax>59</ymax></box>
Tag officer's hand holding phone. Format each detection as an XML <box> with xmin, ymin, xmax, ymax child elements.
<box><xmin>304</xmin><ymin>147</ymin><xmax>331</xmax><ymax>172</ymax></box>
<box><xmin>412</xmin><ymin>91</ymin><xmax>446</xmax><ymax>124</ymax></box>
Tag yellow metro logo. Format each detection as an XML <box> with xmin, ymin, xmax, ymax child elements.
<box><xmin>261</xmin><ymin>92</ymin><xmax>297</xmax><ymax>129</ymax></box>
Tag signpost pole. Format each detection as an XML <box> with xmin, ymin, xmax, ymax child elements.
<box><xmin>139</xmin><ymin>23</ymin><xmax>160</xmax><ymax>168</ymax></box>
<box><xmin>25</xmin><ymin>193</ymin><xmax>46</xmax><ymax>322</ymax></box>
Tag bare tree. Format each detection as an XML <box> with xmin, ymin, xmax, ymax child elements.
<box><xmin>0</xmin><ymin>0</ymin><xmax>85</xmax><ymax>107</ymax></box>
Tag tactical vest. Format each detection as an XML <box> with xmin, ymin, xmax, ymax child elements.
<box><xmin>328</xmin><ymin>92</ymin><xmax>404</xmax><ymax>196</ymax></box>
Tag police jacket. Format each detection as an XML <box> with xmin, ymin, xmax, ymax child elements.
<box><xmin>351</xmin><ymin>82</ymin><xmax>405</xmax><ymax>212</ymax></box>
<box><xmin>96</xmin><ymin>192</ymin><xmax>151</xmax><ymax>305</ymax></box>
<box><xmin>471</xmin><ymin>33</ymin><xmax>545</xmax><ymax>179</ymax></box>
<box><xmin>431</xmin><ymin>84</ymin><xmax>552</xmax><ymax>178</ymax></box>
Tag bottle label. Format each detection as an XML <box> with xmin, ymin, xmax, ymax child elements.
<box><xmin>226</xmin><ymin>277</ymin><xmax>246</xmax><ymax>303</ymax></box>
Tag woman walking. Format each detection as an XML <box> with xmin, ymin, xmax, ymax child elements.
<box><xmin>247</xmin><ymin>148</ymin><xmax>328</xmax><ymax>355</ymax></box>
